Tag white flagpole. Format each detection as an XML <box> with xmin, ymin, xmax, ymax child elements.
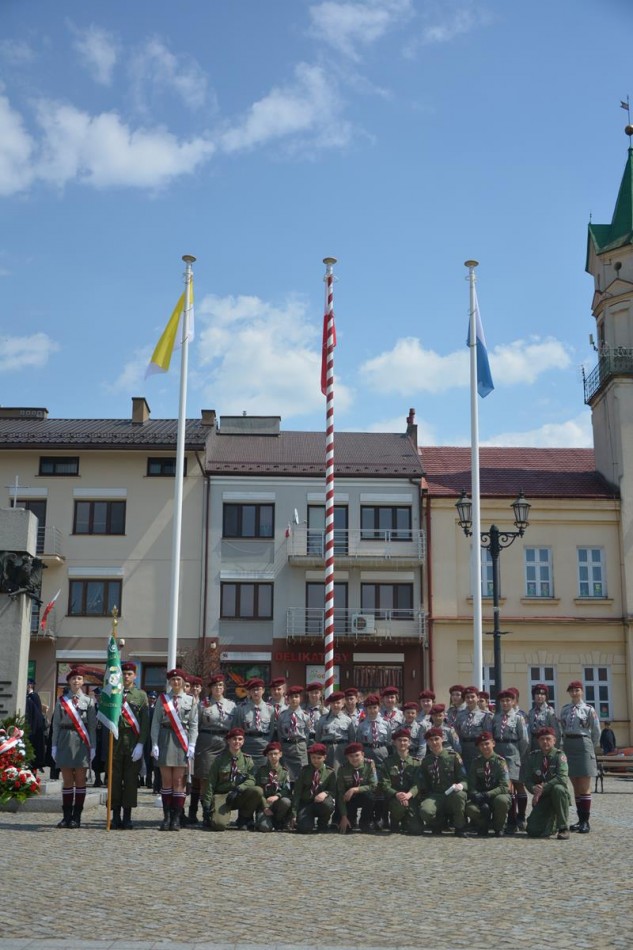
<box><xmin>465</xmin><ymin>260</ymin><xmax>483</xmax><ymax>690</ymax></box>
<box><xmin>167</xmin><ymin>254</ymin><xmax>196</xmax><ymax>671</ymax></box>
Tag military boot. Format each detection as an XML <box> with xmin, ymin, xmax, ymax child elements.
<box><xmin>56</xmin><ymin>804</ymin><xmax>73</xmax><ymax>828</ymax></box>
<box><xmin>159</xmin><ymin>805</ymin><xmax>171</xmax><ymax>831</ymax></box>
<box><xmin>111</xmin><ymin>807</ymin><xmax>122</xmax><ymax>829</ymax></box>
<box><xmin>169</xmin><ymin>807</ymin><xmax>182</xmax><ymax>831</ymax></box>
<box><xmin>69</xmin><ymin>803</ymin><xmax>83</xmax><ymax>828</ymax></box>
<box><xmin>121</xmin><ymin>807</ymin><xmax>133</xmax><ymax>829</ymax></box>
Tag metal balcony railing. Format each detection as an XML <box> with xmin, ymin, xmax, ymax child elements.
<box><xmin>37</xmin><ymin>526</ymin><xmax>65</xmax><ymax>561</ymax></box>
<box><xmin>286</xmin><ymin>606</ymin><xmax>427</xmax><ymax>641</ymax></box>
<box><xmin>583</xmin><ymin>346</ymin><xmax>633</xmax><ymax>403</ymax></box>
<box><xmin>287</xmin><ymin>526</ymin><xmax>425</xmax><ymax>562</ymax></box>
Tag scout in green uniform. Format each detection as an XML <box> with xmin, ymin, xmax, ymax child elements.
<box><xmin>379</xmin><ymin>727</ymin><xmax>423</xmax><ymax>835</ymax></box>
<box><xmin>465</xmin><ymin>731</ymin><xmax>512</xmax><ymax>836</ymax></box>
<box><xmin>254</xmin><ymin>741</ymin><xmax>292</xmax><ymax>831</ymax></box>
<box><xmin>202</xmin><ymin>727</ymin><xmax>264</xmax><ymax>831</ymax></box>
<box><xmin>291</xmin><ymin>742</ymin><xmax>336</xmax><ymax>834</ymax></box>
<box><xmin>336</xmin><ymin>742</ymin><xmax>377</xmax><ymax>834</ymax></box>
<box><xmin>111</xmin><ymin>661</ymin><xmax>149</xmax><ymax>829</ymax></box>
<box><xmin>417</xmin><ymin>727</ymin><xmax>468</xmax><ymax>836</ymax></box>
<box><xmin>520</xmin><ymin>726</ymin><xmax>571</xmax><ymax>839</ymax></box>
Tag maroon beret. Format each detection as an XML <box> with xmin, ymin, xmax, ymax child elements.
<box><xmin>463</xmin><ymin>685</ymin><xmax>479</xmax><ymax>696</ymax></box>
<box><xmin>364</xmin><ymin>694</ymin><xmax>381</xmax><ymax>706</ymax></box>
<box><xmin>226</xmin><ymin>727</ymin><xmax>245</xmax><ymax>739</ymax></box>
<box><xmin>264</xmin><ymin>741</ymin><xmax>282</xmax><ymax>754</ymax></box>
<box><xmin>269</xmin><ymin>677</ymin><xmax>286</xmax><ymax>688</ymax></box>
<box><xmin>478</xmin><ymin>691</ymin><xmax>490</xmax><ymax>699</ymax></box>
<box><xmin>532</xmin><ymin>683</ymin><xmax>549</xmax><ymax>696</ymax></box>
<box><xmin>403</xmin><ymin>701</ymin><xmax>419</xmax><ymax>711</ymax></box>
<box><xmin>247</xmin><ymin>678</ymin><xmax>265</xmax><ymax>690</ymax></box>
<box><xmin>308</xmin><ymin>743</ymin><xmax>327</xmax><ymax>755</ymax></box>
<box><xmin>207</xmin><ymin>674</ymin><xmax>225</xmax><ymax>687</ymax></box>
<box><xmin>121</xmin><ymin>662</ymin><xmax>137</xmax><ymax>673</ymax></box>
<box><xmin>536</xmin><ymin>726</ymin><xmax>556</xmax><ymax>739</ymax></box>
<box><xmin>506</xmin><ymin>687</ymin><xmax>520</xmax><ymax>698</ymax></box>
<box><xmin>66</xmin><ymin>668</ymin><xmax>83</xmax><ymax>682</ymax></box>
<box><xmin>166</xmin><ymin>668</ymin><xmax>186</xmax><ymax>680</ymax></box>
<box><xmin>325</xmin><ymin>690</ymin><xmax>345</xmax><ymax>703</ymax></box>
<box><xmin>306</xmin><ymin>681</ymin><xmax>323</xmax><ymax>692</ymax></box>
<box><xmin>425</xmin><ymin>727</ymin><xmax>444</xmax><ymax>739</ymax></box>
<box><xmin>567</xmin><ymin>680</ymin><xmax>583</xmax><ymax>691</ymax></box>
<box><xmin>381</xmin><ymin>686</ymin><xmax>399</xmax><ymax>697</ymax></box>
<box><xmin>187</xmin><ymin>675</ymin><xmax>202</xmax><ymax>687</ymax></box>
<box><xmin>496</xmin><ymin>690</ymin><xmax>514</xmax><ymax>700</ymax></box>
<box><xmin>449</xmin><ymin>684</ymin><xmax>465</xmax><ymax>694</ymax></box>
<box><xmin>392</xmin><ymin>728</ymin><xmax>412</xmax><ymax>740</ymax></box>
<box><xmin>476</xmin><ymin>731</ymin><xmax>493</xmax><ymax>745</ymax></box>
<box><xmin>344</xmin><ymin>687</ymin><xmax>359</xmax><ymax>697</ymax></box>
<box><xmin>430</xmin><ymin>704</ymin><xmax>446</xmax><ymax>714</ymax></box>
<box><xmin>344</xmin><ymin>742</ymin><xmax>363</xmax><ymax>755</ymax></box>
<box><xmin>286</xmin><ymin>685</ymin><xmax>304</xmax><ymax>696</ymax></box>
<box><xmin>418</xmin><ymin>689</ymin><xmax>436</xmax><ymax>700</ymax></box>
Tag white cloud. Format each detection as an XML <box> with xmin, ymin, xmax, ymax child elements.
<box><xmin>360</xmin><ymin>336</ymin><xmax>572</xmax><ymax>395</ymax></box>
<box><xmin>0</xmin><ymin>40</ymin><xmax>36</xmax><ymax>65</ymax></box>
<box><xmin>309</xmin><ymin>0</ymin><xmax>412</xmax><ymax>60</ymax></box>
<box><xmin>194</xmin><ymin>292</ymin><xmax>353</xmax><ymax>418</ymax></box>
<box><xmin>403</xmin><ymin>1</ymin><xmax>488</xmax><ymax>56</ymax></box>
<box><xmin>128</xmin><ymin>38</ymin><xmax>210</xmax><ymax>114</ymax></box>
<box><xmin>0</xmin><ymin>94</ymin><xmax>35</xmax><ymax>195</ymax></box>
<box><xmin>107</xmin><ymin>349</ymin><xmax>150</xmax><ymax>396</ymax></box>
<box><xmin>219</xmin><ymin>63</ymin><xmax>352</xmax><ymax>153</ymax></box>
<box><xmin>0</xmin><ymin>332</ymin><xmax>60</xmax><ymax>372</ymax></box>
<box><xmin>71</xmin><ymin>24</ymin><xmax>119</xmax><ymax>85</ymax></box>
<box><xmin>483</xmin><ymin>412</ymin><xmax>593</xmax><ymax>448</ymax></box>
<box><xmin>34</xmin><ymin>100</ymin><xmax>215</xmax><ymax>188</ymax></box>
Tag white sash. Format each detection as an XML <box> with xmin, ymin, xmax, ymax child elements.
<box><xmin>160</xmin><ymin>693</ymin><xmax>188</xmax><ymax>752</ymax></box>
<box><xmin>121</xmin><ymin>699</ymin><xmax>140</xmax><ymax>736</ymax></box>
<box><xmin>60</xmin><ymin>695</ymin><xmax>91</xmax><ymax>748</ymax></box>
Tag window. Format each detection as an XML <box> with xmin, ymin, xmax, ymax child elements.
<box><xmin>583</xmin><ymin>666</ymin><xmax>611</xmax><ymax>718</ymax></box>
<box><xmin>69</xmin><ymin>579</ymin><xmax>122</xmax><ymax>617</ymax></box>
<box><xmin>307</xmin><ymin>506</ymin><xmax>348</xmax><ymax>555</ymax></box>
<box><xmin>223</xmin><ymin>503</ymin><xmax>274</xmax><ymax>538</ymax></box>
<box><xmin>578</xmin><ymin>548</ymin><xmax>606</xmax><ymax>598</ymax></box>
<box><xmin>306</xmin><ymin>581</ymin><xmax>348</xmax><ymax>633</ymax></box>
<box><xmin>147</xmin><ymin>457</ymin><xmax>188</xmax><ymax>476</ymax></box>
<box><xmin>73</xmin><ymin>501</ymin><xmax>126</xmax><ymax>535</ymax></box>
<box><xmin>220</xmin><ymin>582</ymin><xmax>273</xmax><ymax>619</ymax></box>
<box><xmin>360</xmin><ymin>506</ymin><xmax>412</xmax><ymax>541</ymax></box>
<box><xmin>482</xmin><ymin>666</ymin><xmax>496</xmax><ymax>694</ymax></box>
<box><xmin>481</xmin><ymin>547</ymin><xmax>494</xmax><ymax>597</ymax></box>
<box><xmin>529</xmin><ymin>666</ymin><xmax>557</xmax><ymax>709</ymax></box>
<box><xmin>361</xmin><ymin>583</ymin><xmax>413</xmax><ymax>620</ymax></box>
<box><xmin>39</xmin><ymin>456</ymin><xmax>79</xmax><ymax>476</ymax></box>
<box><xmin>525</xmin><ymin>548</ymin><xmax>553</xmax><ymax>597</ymax></box>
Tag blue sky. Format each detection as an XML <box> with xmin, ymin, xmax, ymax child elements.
<box><xmin>1</xmin><ymin>0</ymin><xmax>631</xmax><ymax>446</ymax></box>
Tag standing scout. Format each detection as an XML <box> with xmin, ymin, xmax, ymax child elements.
<box><xmin>559</xmin><ymin>679</ymin><xmax>601</xmax><ymax>833</ymax></box>
<box><xmin>456</xmin><ymin>685</ymin><xmax>492</xmax><ymax>773</ymax></box>
<box><xmin>189</xmin><ymin>673</ymin><xmax>236</xmax><ymax>824</ymax></box>
<box><xmin>291</xmin><ymin>742</ymin><xmax>336</xmax><ymax>834</ymax></box>
<box><xmin>110</xmin><ymin>661</ymin><xmax>149</xmax><ymax>829</ymax></box>
<box><xmin>417</xmin><ymin>727</ymin><xmax>468</xmax><ymax>836</ymax></box>
<box><xmin>491</xmin><ymin>689</ymin><xmax>529</xmax><ymax>833</ymax></box>
<box><xmin>275</xmin><ymin>685</ymin><xmax>310</xmax><ymax>783</ymax></box>
<box><xmin>233</xmin><ymin>678</ymin><xmax>275</xmax><ymax>768</ymax></box>
<box><xmin>304</xmin><ymin>681</ymin><xmax>325</xmax><ymax>742</ymax></box>
<box><xmin>150</xmin><ymin>668</ymin><xmax>198</xmax><ymax>831</ymax></box>
<box><xmin>254</xmin><ymin>740</ymin><xmax>292</xmax><ymax>831</ymax></box>
<box><xmin>520</xmin><ymin>726</ymin><xmax>571</xmax><ymax>840</ymax></box>
<box><xmin>465</xmin><ymin>731</ymin><xmax>512</xmax><ymax>837</ymax></box>
<box><xmin>380</xmin><ymin>727</ymin><xmax>423</xmax><ymax>835</ymax></box>
<box><xmin>315</xmin><ymin>691</ymin><xmax>355</xmax><ymax>773</ymax></box>
<box><xmin>51</xmin><ymin>668</ymin><xmax>97</xmax><ymax>829</ymax></box>
<box><xmin>526</xmin><ymin>684</ymin><xmax>560</xmax><ymax>750</ymax></box>
<box><xmin>336</xmin><ymin>742</ymin><xmax>377</xmax><ymax>834</ymax></box>
<box><xmin>202</xmin><ymin>727</ymin><xmax>264</xmax><ymax>831</ymax></box>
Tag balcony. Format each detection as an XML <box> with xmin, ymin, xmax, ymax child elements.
<box><xmin>36</xmin><ymin>526</ymin><xmax>65</xmax><ymax>564</ymax></box>
<box><xmin>286</xmin><ymin>607</ymin><xmax>427</xmax><ymax>644</ymax></box>
<box><xmin>30</xmin><ymin>605</ymin><xmax>59</xmax><ymax>640</ymax></box>
<box><xmin>287</xmin><ymin>526</ymin><xmax>425</xmax><ymax>568</ymax></box>
<box><xmin>584</xmin><ymin>346</ymin><xmax>633</xmax><ymax>404</ymax></box>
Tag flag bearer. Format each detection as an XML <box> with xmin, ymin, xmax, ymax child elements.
<box><xmin>110</xmin><ymin>662</ymin><xmax>148</xmax><ymax>829</ymax></box>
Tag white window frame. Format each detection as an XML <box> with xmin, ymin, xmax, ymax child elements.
<box><xmin>481</xmin><ymin>547</ymin><xmax>494</xmax><ymax>597</ymax></box>
<box><xmin>583</xmin><ymin>666</ymin><xmax>611</xmax><ymax>719</ymax></box>
<box><xmin>577</xmin><ymin>547</ymin><xmax>606</xmax><ymax>598</ymax></box>
<box><xmin>525</xmin><ymin>547</ymin><xmax>553</xmax><ymax>598</ymax></box>
<box><xmin>481</xmin><ymin>665</ymin><xmax>496</xmax><ymax>694</ymax></box>
<box><xmin>529</xmin><ymin>665</ymin><xmax>557</xmax><ymax>710</ymax></box>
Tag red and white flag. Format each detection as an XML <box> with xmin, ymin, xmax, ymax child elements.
<box><xmin>40</xmin><ymin>589</ymin><xmax>61</xmax><ymax>630</ymax></box>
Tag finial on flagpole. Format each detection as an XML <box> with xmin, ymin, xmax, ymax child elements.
<box><xmin>182</xmin><ymin>255</ymin><xmax>196</xmax><ymax>264</ymax></box>
<box><xmin>464</xmin><ymin>260</ymin><xmax>479</xmax><ymax>269</ymax></box>
<box><xmin>323</xmin><ymin>257</ymin><xmax>337</xmax><ymax>266</ymax></box>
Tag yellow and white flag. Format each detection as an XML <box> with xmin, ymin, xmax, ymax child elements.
<box><xmin>146</xmin><ymin>280</ymin><xmax>194</xmax><ymax>376</ymax></box>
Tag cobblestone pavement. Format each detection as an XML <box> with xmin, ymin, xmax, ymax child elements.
<box><xmin>1</xmin><ymin>778</ymin><xmax>632</xmax><ymax>950</ymax></box>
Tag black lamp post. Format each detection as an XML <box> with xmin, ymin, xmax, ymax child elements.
<box><xmin>455</xmin><ymin>490</ymin><xmax>531</xmax><ymax>698</ymax></box>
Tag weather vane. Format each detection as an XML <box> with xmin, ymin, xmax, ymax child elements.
<box><xmin>621</xmin><ymin>96</ymin><xmax>632</xmax><ymax>144</ymax></box>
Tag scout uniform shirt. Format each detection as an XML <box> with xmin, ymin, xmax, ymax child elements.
<box><xmin>203</xmin><ymin>749</ymin><xmax>257</xmax><ymax>807</ymax></box>
<box><xmin>467</xmin><ymin>751</ymin><xmax>511</xmax><ymax>798</ymax></box>
<box><xmin>255</xmin><ymin>761</ymin><xmax>292</xmax><ymax>800</ymax></box>
<box><xmin>491</xmin><ymin>708</ymin><xmax>528</xmax><ymax>779</ymax></box>
<box><xmin>380</xmin><ymin>753</ymin><xmax>420</xmax><ymax>800</ymax></box>
<box><xmin>559</xmin><ymin>700</ymin><xmax>600</xmax><ymax>744</ymax></box>
<box><xmin>520</xmin><ymin>745</ymin><xmax>570</xmax><ymax>794</ymax></box>
<box><xmin>291</xmin><ymin>762</ymin><xmax>336</xmax><ymax>814</ymax></box>
<box><xmin>336</xmin><ymin>759</ymin><xmax>377</xmax><ymax>817</ymax></box>
<box><xmin>52</xmin><ymin>690</ymin><xmax>97</xmax><ymax>768</ymax></box>
<box><xmin>417</xmin><ymin>748</ymin><xmax>467</xmax><ymax>797</ymax></box>
<box><xmin>117</xmin><ymin>686</ymin><xmax>149</xmax><ymax>748</ymax></box>
<box><xmin>527</xmin><ymin>703</ymin><xmax>560</xmax><ymax>749</ymax></box>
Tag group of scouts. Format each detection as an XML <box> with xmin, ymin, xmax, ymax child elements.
<box><xmin>49</xmin><ymin>665</ymin><xmax>601</xmax><ymax>840</ymax></box>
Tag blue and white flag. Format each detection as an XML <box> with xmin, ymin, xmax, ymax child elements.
<box><xmin>466</xmin><ymin>288</ymin><xmax>494</xmax><ymax>398</ymax></box>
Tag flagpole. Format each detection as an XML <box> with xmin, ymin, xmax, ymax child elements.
<box><xmin>105</xmin><ymin>608</ymin><xmax>118</xmax><ymax>832</ymax></box>
<box><xmin>322</xmin><ymin>257</ymin><xmax>337</xmax><ymax>699</ymax></box>
<box><xmin>167</xmin><ymin>255</ymin><xmax>196</xmax><ymax>671</ymax></box>
<box><xmin>465</xmin><ymin>260</ymin><xmax>483</xmax><ymax>690</ymax></box>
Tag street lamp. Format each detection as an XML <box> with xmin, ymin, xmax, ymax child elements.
<box><xmin>455</xmin><ymin>490</ymin><xmax>531</xmax><ymax>698</ymax></box>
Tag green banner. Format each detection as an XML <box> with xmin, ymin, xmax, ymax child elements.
<box><xmin>96</xmin><ymin>635</ymin><xmax>123</xmax><ymax>739</ymax></box>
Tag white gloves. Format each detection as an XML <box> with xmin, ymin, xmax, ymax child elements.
<box><xmin>51</xmin><ymin>745</ymin><xmax>57</xmax><ymax>762</ymax></box>
<box><xmin>131</xmin><ymin>742</ymin><xmax>144</xmax><ymax>762</ymax></box>
<box><xmin>187</xmin><ymin>743</ymin><xmax>196</xmax><ymax>759</ymax></box>
<box><xmin>152</xmin><ymin>744</ymin><xmax>159</xmax><ymax>760</ymax></box>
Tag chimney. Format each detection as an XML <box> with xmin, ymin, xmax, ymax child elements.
<box><xmin>406</xmin><ymin>407</ymin><xmax>417</xmax><ymax>447</ymax></box>
<box><xmin>201</xmin><ymin>409</ymin><xmax>217</xmax><ymax>427</ymax></box>
<box><xmin>131</xmin><ymin>397</ymin><xmax>151</xmax><ymax>424</ymax></box>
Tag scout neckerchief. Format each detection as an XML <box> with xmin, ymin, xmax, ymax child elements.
<box><xmin>290</xmin><ymin>712</ymin><xmax>298</xmax><ymax>734</ymax></box>
<box><xmin>254</xmin><ymin>705</ymin><xmax>261</xmax><ymax>730</ymax></box>
<box><xmin>160</xmin><ymin>692</ymin><xmax>188</xmax><ymax>752</ymax></box>
<box><xmin>230</xmin><ymin>756</ymin><xmax>239</xmax><ymax>782</ymax></box>
<box><xmin>59</xmin><ymin>694</ymin><xmax>91</xmax><ymax>748</ymax></box>
<box><xmin>353</xmin><ymin>768</ymin><xmax>361</xmax><ymax>785</ymax></box>
<box><xmin>311</xmin><ymin>768</ymin><xmax>321</xmax><ymax>796</ymax></box>
<box><xmin>121</xmin><ymin>695</ymin><xmax>140</xmax><ymax>736</ymax></box>
<box><xmin>483</xmin><ymin>759</ymin><xmax>492</xmax><ymax>788</ymax></box>
<box><xmin>268</xmin><ymin>768</ymin><xmax>279</xmax><ymax>791</ymax></box>
<box><xmin>541</xmin><ymin>754</ymin><xmax>550</xmax><ymax>779</ymax></box>
<box><xmin>431</xmin><ymin>755</ymin><xmax>441</xmax><ymax>787</ymax></box>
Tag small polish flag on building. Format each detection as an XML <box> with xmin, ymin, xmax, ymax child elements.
<box><xmin>40</xmin><ymin>589</ymin><xmax>61</xmax><ymax>630</ymax></box>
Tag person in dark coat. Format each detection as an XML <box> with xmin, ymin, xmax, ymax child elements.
<box><xmin>25</xmin><ymin>679</ymin><xmax>46</xmax><ymax>772</ymax></box>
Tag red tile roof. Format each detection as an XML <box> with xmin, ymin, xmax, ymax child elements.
<box><xmin>420</xmin><ymin>446</ymin><xmax>617</xmax><ymax>499</ymax></box>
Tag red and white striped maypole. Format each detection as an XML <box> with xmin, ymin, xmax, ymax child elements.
<box><xmin>321</xmin><ymin>256</ymin><xmax>337</xmax><ymax>699</ymax></box>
